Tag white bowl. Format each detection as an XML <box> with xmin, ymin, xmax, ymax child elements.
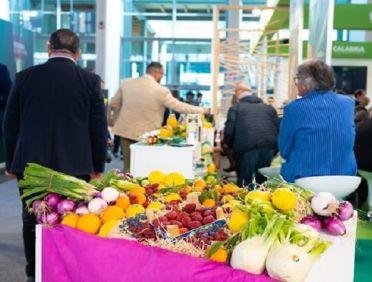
<box><xmin>258</xmin><ymin>166</ymin><xmax>281</xmax><ymax>177</ymax></box>
<box><xmin>295</xmin><ymin>176</ymin><xmax>361</xmax><ymax>199</ymax></box>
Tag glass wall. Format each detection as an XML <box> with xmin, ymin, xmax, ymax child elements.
<box><xmin>8</xmin><ymin>0</ymin><xmax>96</xmax><ymax>67</ymax></box>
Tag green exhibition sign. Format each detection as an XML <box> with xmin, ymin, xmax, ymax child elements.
<box><xmin>268</xmin><ymin>4</ymin><xmax>372</xmax><ymax>30</ymax></box>
<box><xmin>268</xmin><ymin>41</ymin><xmax>372</xmax><ymax>59</ymax></box>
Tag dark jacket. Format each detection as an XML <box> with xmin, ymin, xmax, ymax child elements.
<box><xmin>354</xmin><ymin>118</ymin><xmax>372</xmax><ymax>171</ymax></box>
<box><xmin>224</xmin><ymin>95</ymin><xmax>279</xmax><ymax>156</ymax></box>
<box><xmin>3</xmin><ymin>57</ymin><xmax>107</xmax><ymax>175</ymax></box>
<box><xmin>0</xmin><ymin>64</ymin><xmax>12</xmax><ymax>135</ymax></box>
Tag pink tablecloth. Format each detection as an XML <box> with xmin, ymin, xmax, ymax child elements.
<box><xmin>42</xmin><ymin>225</ymin><xmax>275</xmax><ymax>282</ymax></box>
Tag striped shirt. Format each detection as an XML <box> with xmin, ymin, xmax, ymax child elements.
<box><xmin>279</xmin><ymin>91</ymin><xmax>357</xmax><ymax>182</ymax></box>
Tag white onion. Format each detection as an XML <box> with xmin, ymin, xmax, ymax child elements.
<box><xmin>101</xmin><ymin>187</ymin><xmax>120</xmax><ymax>203</ymax></box>
<box><xmin>88</xmin><ymin>198</ymin><xmax>108</xmax><ymax>214</ymax></box>
<box><xmin>311</xmin><ymin>192</ymin><xmax>339</xmax><ymax>217</ymax></box>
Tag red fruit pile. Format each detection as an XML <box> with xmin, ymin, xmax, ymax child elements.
<box><xmin>128</xmin><ymin>221</ymin><xmax>156</xmax><ymax>241</ymax></box>
<box><xmin>186</xmin><ymin>228</ymin><xmax>229</xmax><ymax>249</ymax></box>
<box><xmin>152</xmin><ymin>203</ymin><xmax>217</xmax><ymax>234</ymax></box>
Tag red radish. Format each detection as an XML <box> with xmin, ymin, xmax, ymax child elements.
<box><xmin>166</xmin><ymin>211</ymin><xmax>178</xmax><ymax>220</ymax></box>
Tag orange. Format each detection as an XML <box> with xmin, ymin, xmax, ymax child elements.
<box><xmin>210</xmin><ymin>248</ymin><xmax>228</xmax><ymax>263</ymax></box>
<box><xmin>61</xmin><ymin>213</ymin><xmax>79</xmax><ymax>228</ymax></box>
<box><xmin>194</xmin><ymin>178</ymin><xmax>207</xmax><ymax>192</ymax></box>
<box><xmin>76</xmin><ymin>213</ymin><xmax>102</xmax><ymax>234</ymax></box>
<box><xmin>115</xmin><ymin>196</ymin><xmax>131</xmax><ymax>211</ymax></box>
<box><xmin>101</xmin><ymin>206</ymin><xmax>125</xmax><ymax>223</ymax></box>
<box><xmin>203</xmin><ymin>199</ymin><xmax>216</xmax><ymax>208</ymax></box>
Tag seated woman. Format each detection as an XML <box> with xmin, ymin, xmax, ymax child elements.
<box><xmin>279</xmin><ymin>59</ymin><xmax>357</xmax><ymax>182</ymax></box>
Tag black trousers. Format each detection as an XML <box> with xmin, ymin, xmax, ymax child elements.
<box><xmin>17</xmin><ymin>174</ymin><xmax>90</xmax><ymax>277</ymax></box>
<box><xmin>236</xmin><ymin>149</ymin><xmax>275</xmax><ymax>187</ymax></box>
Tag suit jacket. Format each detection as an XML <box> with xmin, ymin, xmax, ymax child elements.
<box><xmin>355</xmin><ymin>118</ymin><xmax>372</xmax><ymax>171</ymax></box>
<box><xmin>3</xmin><ymin>57</ymin><xmax>107</xmax><ymax>175</ymax></box>
<box><xmin>110</xmin><ymin>75</ymin><xmax>203</xmax><ymax>140</ymax></box>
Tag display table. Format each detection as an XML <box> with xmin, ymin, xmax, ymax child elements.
<box><xmin>35</xmin><ymin>214</ymin><xmax>357</xmax><ymax>282</ymax></box>
<box><xmin>130</xmin><ymin>143</ymin><xmax>198</xmax><ymax>178</ymax></box>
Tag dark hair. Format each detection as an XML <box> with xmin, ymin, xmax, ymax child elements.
<box><xmin>146</xmin><ymin>62</ymin><xmax>163</xmax><ymax>73</ymax></box>
<box><xmin>49</xmin><ymin>29</ymin><xmax>80</xmax><ymax>53</ymax></box>
<box><xmin>354</xmin><ymin>89</ymin><xmax>365</xmax><ymax>98</ymax></box>
<box><xmin>197</xmin><ymin>92</ymin><xmax>203</xmax><ymax>97</ymax></box>
<box><xmin>297</xmin><ymin>59</ymin><xmax>335</xmax><ymax>92</ymax></box>
<box><xmin>186</xmin><ymin>91</ymin><xmax>194</xmax><ymax>97</ymax></box>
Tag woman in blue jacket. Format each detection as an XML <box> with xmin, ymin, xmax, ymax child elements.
<box><xmin>279</xmin><ymin>59</ymin><xmax>357</xmax><ymax>182</ymax></box>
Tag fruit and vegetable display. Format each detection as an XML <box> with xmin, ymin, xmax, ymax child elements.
<box><xmin>21</xmin><ymin>163</ymin><xmax>355</xmax><ymax>282</ymax></box>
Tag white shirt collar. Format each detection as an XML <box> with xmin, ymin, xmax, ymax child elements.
<box><xmin>143</xmin><ymin>74</ymin><xmax>156</xmax><ymax>81</ymax></box>
<box><xmin>49</xmin><ymin>54</ymin><xmax>76</xmax><ymax>64</ymax></box>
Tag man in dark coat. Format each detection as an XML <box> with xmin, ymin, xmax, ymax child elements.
<box><xmin>224</xmin><ymin>82</ymin><xmax>279</xmax><ymax>186</ymax></box>
<box><xmin>0</xmin><ymin>63</ymin><xmax>12</xmax><ymax>136</ymax></box>
<box><xmin>3</xmin><ymin>29</ymin><xmax>107</xmax><ymax>281</ymax></box>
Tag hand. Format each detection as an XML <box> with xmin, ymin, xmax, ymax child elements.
<box><xmin>5</xmin><ymin>171</ymin><xmax>16</xmax><ymax>178</ymax></box>
<box><xmin>90</xmin><ymin>172</ymin><xmax>103</xmax><ymax>180</ymax></box>
<box><xmin>203</xmin><ymin>108</ymin><xmax>211</xmax><ymax>115</ymax></box>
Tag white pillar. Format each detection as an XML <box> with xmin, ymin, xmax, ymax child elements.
<box><xmin>307</xmin><ymin>0</ymin><xmax>335</xmax><ymax>64</ymax></box>
<box><xmin>0</xmin><ymin>0</ymin><xmax>10</xmax><ymax>21</ymax></box>
<box><xmin>95</xmin><ymin>0</ymin><xmax>123</xmax><ymax>99</ymax></box>
<box><xmin>288</xmin><ymin>0</ymin><xmax>304</xmax><ymax>101</ymax></box>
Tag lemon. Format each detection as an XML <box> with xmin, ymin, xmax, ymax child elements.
<box><xmin>98</xmin><ymin>219</ymin><xmax>120</xmax><ymax>237</ymax></box>
<box><xmin>245</xmin><ymin>190</ymin><xmax>271</xmax><ymax>203</ymax></box>
<box><xmin>221</xmin><ymin>195</ymin><xmax>235</xmax><ymax>203</ymax></box>
<box><xmin>164</xmin><ymin>193</ymin><xmax>182</xmax><ymax>203</ymax></box>
<box><xmin>147</xmin><ymin>201</ymin><xmax>163</xmax><ymax>211</ymax></box>
<box><xmin>166</xmin><ymin>114</ymin><xmax>178</xmax><ymax>129</ymax></box>
<box><xmin>159</xmin><ymin>128</ymin><xmax>173</xmax><ymax>139</ymax></box>
<box><xmin>193</xmin><ymin>178</ymin><xmax>207</xmax><ymax>192</ymax></box>
<box><xmin>271</xmin><ymin>188</ymin><xmax>297</xmax><ymax>212</ymax></box>
<box><xmin>207</xmin><ymin>164</ymin><xmax>217</xmax><ymax>174</ymax></box>
<box><xmin>125</xmin><ymin>204</ymin><xmax>145</xmax><ymax>218</ymax></box>
<box><xmin>222</xmin><ymin>183</ymin><xmax>241</xmax><ymax>194</ymax></box>
<box><xmin>228</xmin><ymin>209</ymin><xmax>249</xmax><ymax>233</ymax></box>
<box><xmin>148</xmin><ymin>170</ymin><xmax>166</xmax><ymax>184</ymax></box>
<box><xmin>164</xmin><ymin>172</ymin><xmax>186</xmax><ymax>186</ymax></box>
<box><xmin>223</xmin><ymin>200</ymin><xmax>242</xmax><ymax>209</ymax></box>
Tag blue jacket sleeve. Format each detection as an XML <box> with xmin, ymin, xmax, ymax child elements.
<box><xmin>89</xmin><ymin>76</ymin><xmax>108</xmax><ymax>173</ymax></box>
<box><xmin>223</xmin><ymin>106</ymin><xmax>237</xmax><ymax>148</ymax></box>
<box><xmin>2</xmin><ymin>73</ymin><xmax>20</xmax><ymax>171</ymax></box>
<box><xmin>279</xmin><ymin>104</ymin><xmax>296</xmax><ymax>160</ymax></box>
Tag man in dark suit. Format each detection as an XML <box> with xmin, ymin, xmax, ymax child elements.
<box><xmin>0</xmin><ymin>63</ymin><xmax>12</xmax><ymax>137</ymax></box>
<box><xmin>3</xmin><ymin>29</ymin><xmax>107</xmax><ymax>281</ymax></box>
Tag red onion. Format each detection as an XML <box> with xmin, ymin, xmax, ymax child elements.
<box><xmin>57</xmin><ymin>199</ymin><xmax>76</xmax><ymax>215</ymax></box>
<box><xmin>337</xmin><ymin>201</ymin><xmax>354</xmax><ymax>221</ymax></box>
<box><xmin>32</xmin><ymin>200</ymin><xmax>43</xmax><ymax>213</ymax></box>
<box><xmin>45</xmin><ymin>193</ymin><xmax>61</xmax><ymax>209</ymax></box>
<box><xmin>324</xmin><ymin>216</ymin><xmax>346</xmax><ymax>236</ymax></box>
<box><xmin>46</xmin><ymin>211</ymin><xmax>60</xmax><ymax>225</ymax></box>
<box><xmin>93</xmin><ymin>191</ymin><xmax>102</xmax><ymax>198</ymax></box>
<box><xmin>36</xmin><ymin>213</ymin><xmax>47</xmax><ymax>224</ymax></box>
<box><xmin>300</xmin><ymin>215</ymin><xmax>322</xmax><ymax>232</ymax></box>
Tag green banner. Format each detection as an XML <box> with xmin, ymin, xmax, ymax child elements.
<box><xmin>268</xmin><ymin>41</ymin><xmax>372</xmax><ymax>59</ymax></box>
<box><xmin>268</xmin><ymin>4</ymin><xmax>372</xmax><ymax>30</ymax></box>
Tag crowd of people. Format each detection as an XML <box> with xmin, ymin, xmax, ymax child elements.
<box><xmin>1</xmin><ymin>28</ymin><xmax>372</xmax><ymax>281</ymax></box>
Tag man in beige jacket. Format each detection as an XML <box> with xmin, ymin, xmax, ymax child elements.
<box><xmin>110</xmin><ymin>62</ymin><xmax>209</xmax><ymax>172</ymax></box>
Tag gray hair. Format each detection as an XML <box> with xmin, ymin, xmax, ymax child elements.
<box><xmin>297</xmin><ymin>59</ymin><xmax>335</xmax><ymax>92</ymax></box>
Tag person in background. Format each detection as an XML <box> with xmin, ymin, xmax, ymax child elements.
<box><xmin>354</xmin><ymin>89</ymin><xmax>366</xmax><ymax>106</ymax></box>
<box><xmin>186</xmin><ymin>91</ymin><xmax>195</xmax><ymax>105</ymax></box>
<box><xmin>354</xmin><ymin>117</ymin><xmax>372</xmax><ymax>205</ymax></box>
<box><xmin>224</xmin><ymin>81</ymin><xmax>279</xmax><ymax>186</ymax></box>
<box><xmin>3</xmin><ymin>29</ymin><xmax>107</xmax><ymax>281</ymax></box>
<box><xmin>110</xmin><ymin>62</ymin><xmax>209</xmax><ymax>172</ymax></box>
<box><xmin>279</xmin><ymin>59</ymin><xmax>356</xmax><ymax>182</ymax></box>
<box><xmin>195</xmin><ymin>92</ymin><xmax>203</xmax><ymax>106</ymax></box>
<box><xmin>355</xmin><ymin>95</ymin><xmax>370</xmax><ymax>124</ymax></box>
<box><xmin>163</xmin><ymin>89</ymin><xmax>181</xmax><ymax>125</ymax></box>
<box><xmin>0</xmin><ymin>63</ymin><xmax>12</xmax><ymax>137</ymax></box>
